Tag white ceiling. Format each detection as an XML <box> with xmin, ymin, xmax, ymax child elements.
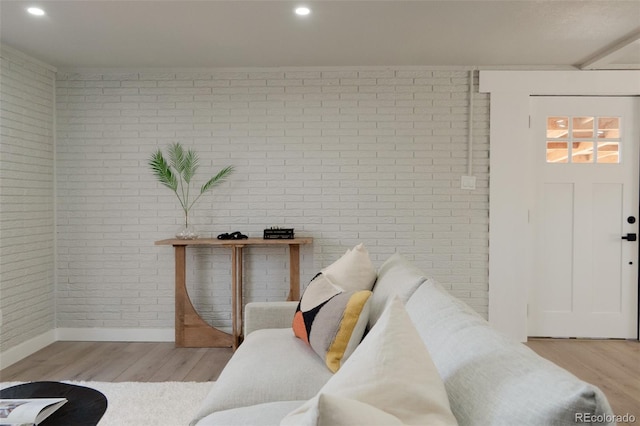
<box><xmin>1</xmin><ymin>1</ymin><xmax>639</xmax><ymax>70</ymax></box>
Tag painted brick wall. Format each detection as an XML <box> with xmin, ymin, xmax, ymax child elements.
<box><xmin>0</xmin><ymin>47</ymin><xmax>56</xmax><ymax>351</ymax></box>
<box><xmin>55</xmin><ymin>68</ymin><xmax>489</xmax><ymax>332</ymax></box>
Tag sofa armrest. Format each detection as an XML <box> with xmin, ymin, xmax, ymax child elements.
<box><xmin>244</xmin><ymin>301</ymin><xmax>298</xmax><ymax>336</ymax></box>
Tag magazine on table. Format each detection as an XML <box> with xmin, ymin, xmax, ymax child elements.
<box><xmin>0</xmin><ymin>398</ymin><xmax>67</xmax><ymax>425</ymax></box>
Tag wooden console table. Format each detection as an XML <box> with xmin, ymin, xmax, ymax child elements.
<box><xmin>155</xmin><ymin>237</ymin><xmax>312</xmax><ymax>349</ymax></box>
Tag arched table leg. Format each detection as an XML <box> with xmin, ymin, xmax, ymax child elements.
<box><xmin>174</xmin><ymin>245</ymin><xmax>233</xmax><ymax>348</ymax></box>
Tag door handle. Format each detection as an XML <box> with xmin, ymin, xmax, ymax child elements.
<box><xmin>622</xmin><ymin>233</ymin><xmax>637</xmax><ymax>241</ymax></box>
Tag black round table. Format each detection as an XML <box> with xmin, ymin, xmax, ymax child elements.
<box><xmin>0</xmin><ymin>381</ymin><xmax>107</xmax><ymax>426</ymax></box>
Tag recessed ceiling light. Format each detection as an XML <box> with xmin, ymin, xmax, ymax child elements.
<box><xmin>295</xmin><ymin>6</ymin><xmax>311</xmax><ymax>16</ymax></box>
<box><xmin>27</xmin><ymin>7</ymin><xmax>45</xmax><ymax>16</ymax></box>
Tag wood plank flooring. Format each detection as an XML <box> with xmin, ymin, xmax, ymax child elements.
<box><xmin>527</xmin><ymin>338</ymin><xmax>639</xmax><ymax>425</ymax></box>
<box><xmin>0</xmin><ymin>342</ymin><xmax>233</xmax><ymax>383</ymax></box>
<box><xmin>1</xmin><ymin>339</ymin><xmax>638</xmax><ymax>424</ymax></box>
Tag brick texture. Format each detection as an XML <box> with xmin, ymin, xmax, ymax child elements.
<box><xmin>0</xmin><ymin>48</ymin><xmax>56</xmax><ymax>351</ymax></box>
<box><xmin>55</xmin><ymin>68</ymin><xmax>490</xmax><ymax>332</ymax></box>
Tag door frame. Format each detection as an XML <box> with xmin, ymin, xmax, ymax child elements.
<box><xmin>479</xmin><ymin>70</ymin><xmax>640</xmax><ymax>342</ymax></box>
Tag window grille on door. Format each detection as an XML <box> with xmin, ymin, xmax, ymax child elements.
<box><xmin>546</xmin><ymin>116</ymin><xmax>620</xmax><ymax>164</ymax></box>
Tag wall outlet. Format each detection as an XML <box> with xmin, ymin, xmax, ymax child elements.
<box><xmin>461</xmin><ymin>175</ymin><xmax>476</xmax><ymax>190</ymax></box>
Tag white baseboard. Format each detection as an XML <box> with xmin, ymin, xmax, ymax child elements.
<box><xmin>55</xmin><ymin>327</ymin><xmax>174</xmax><ymax>342</ymax></box>
<box><xmin>0</xmin><ymin>328</ymin><xmax>175</xmax><ymax>370</ymax></box>
<box><xmin>0</xmin><ymin>329</ymin><xmax>56</xmax><ymax>370</ymax></box>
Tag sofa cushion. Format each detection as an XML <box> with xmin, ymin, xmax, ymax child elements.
<box><xmin>194</xmin><ymin>401</ymin><xmax>306</xmax><ymax>426</ymax></box>
<box><xmin>405</xmin><ymin>281</ymin><xmax>614</xmax><ymax>426</ymax></box>
<box><xmin>245</xmin><ymin>301</ymin><xmax>299</xmax><ymax>336</ymax></box>
<box><xmin>190</xmin><ymin>328</ymin><xmax>333</xmax><ymax>425</ymax></box>
<box><xmin>292</xmin><ymin>273</ymin><xmax>372</xmax><ymax>372</ymax></box>
<box><xmin>368</xmin><ymin>252</ymin><xmax>427</xmax><ymax>329</ymax></box>
<box><xmin>282</xmin><ymin>298</ymin><xmax>458</xmax><ymax>426</ymax></box>
<box><xmin>321</xmin><ymin>243</ymin><xmax>377</xmax><ymax>292</ymax></box>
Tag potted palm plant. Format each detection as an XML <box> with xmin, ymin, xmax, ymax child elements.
<box><xmin>149</xmin><ymin>143</ymin><xmax>234</xmax><ymax>239</ymax></box>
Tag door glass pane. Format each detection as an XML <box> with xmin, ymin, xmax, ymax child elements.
<box><xmin>547</xmin><ymin>141</ymin><xmax>568</xmax><ymax>163</ymax></box>
<box><xmin>547</xmin><ymin>117</ymin><xmax>569</xmax><ymax>138</ymax></box>
<box><xmin>571</xmin><ymin>141</ymin><xmax>594</xmax><ymax>163</ymax></box>
<box><xmin>598</xmin><ymin>117</ymin><xmax>620</xmax><ymax>138</ymax></box>
<box><xmin>545</xmin><ymin>115</ymin><xmax>621</xmax><ymax>164</ymax></box>
<box><xmin>572</xmin><ymin>117</ymin><xmax>594</xmax><ymax>138</ymax></box>
<box><xmin>597</xmin><ymin>142</ymin><xmax>619</xmax><ymax>163</ymax></box>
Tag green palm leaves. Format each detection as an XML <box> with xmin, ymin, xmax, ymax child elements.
<box><xmin>149</xmin><ymin>143</ymin><xmax>234</xmax><ymax>226</ymax></box>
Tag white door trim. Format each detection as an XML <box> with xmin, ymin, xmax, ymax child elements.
<box><xmin>479</xmin><ymin>70</ymin><xmax>640</xmax><ymax>342</ymax></box>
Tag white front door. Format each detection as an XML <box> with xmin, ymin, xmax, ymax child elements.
<box><xmin>529</xmin><ymin>96</ymin><xmax>639</xmax><ymax>338</ymax></box>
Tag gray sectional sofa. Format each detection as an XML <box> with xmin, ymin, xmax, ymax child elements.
<box><xmin>191</xmin><ymin>253</ymin><xmax>614</xmax><ymax>425</ymax></box>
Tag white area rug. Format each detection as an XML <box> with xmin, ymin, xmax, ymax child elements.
<box><xmin>1</xmin><ymin>381</ymin><xmax>213</xmax><ymax>426</ymax></box>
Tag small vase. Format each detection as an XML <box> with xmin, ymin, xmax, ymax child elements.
<box><xmin>176</xmin><ymin>214</ymin><xmax>199</xmax><ymax>240</ymax></box>
<box><xmin>176</xmin><ymin>225</ymin><xmax>199</xmax><ymax>240</ymax></box>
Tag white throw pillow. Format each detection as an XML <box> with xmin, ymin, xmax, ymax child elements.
<box><xmin>281</xmin><ymin>297</ymin><xmax>458</xmax><ymax>426</ymax></box>
<box><xmin>321</xmin><ymin>243</ymin><xmax>377</xmax><ymax>292</ymax></box>
<box><xmin>312</xmin><ymin>393</ymin><xmax>403</xmax><ymax>426</ymax></box>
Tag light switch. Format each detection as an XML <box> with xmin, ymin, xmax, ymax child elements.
<box><xmin>461</xmin><ymin>175</ymin><xmax>476</xmax><ymax>190</ymax></box>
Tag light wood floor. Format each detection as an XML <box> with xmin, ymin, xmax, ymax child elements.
<box><xmin>1</xmin><ymin>339</ymin><xmax>638</xmax><ymax>423</ymax></box>
<box><xmin>0</xmin><ymin>342</ymin><xmax>233</xmax><ymax>383</ymax></box>
<box><xmin>527</xmin><ymin>338</ymin><xmax>639</xmax><ymax>425</ymax></box>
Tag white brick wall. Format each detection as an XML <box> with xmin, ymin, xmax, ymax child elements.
<box><xmin>55</xmin><ymin>67</ymin><xmax>489</xmax><ymax>333</ymax></box>
<box><xmin>0</xmin><ymin>47</ymin><xmax>56</xmax><ymax>351</ymax></box>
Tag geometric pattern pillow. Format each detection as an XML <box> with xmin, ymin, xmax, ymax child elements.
<box><xmin>293</xmin><ymin>273</ymin><xmax>372</xmax><ymax>373</ymax></box>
